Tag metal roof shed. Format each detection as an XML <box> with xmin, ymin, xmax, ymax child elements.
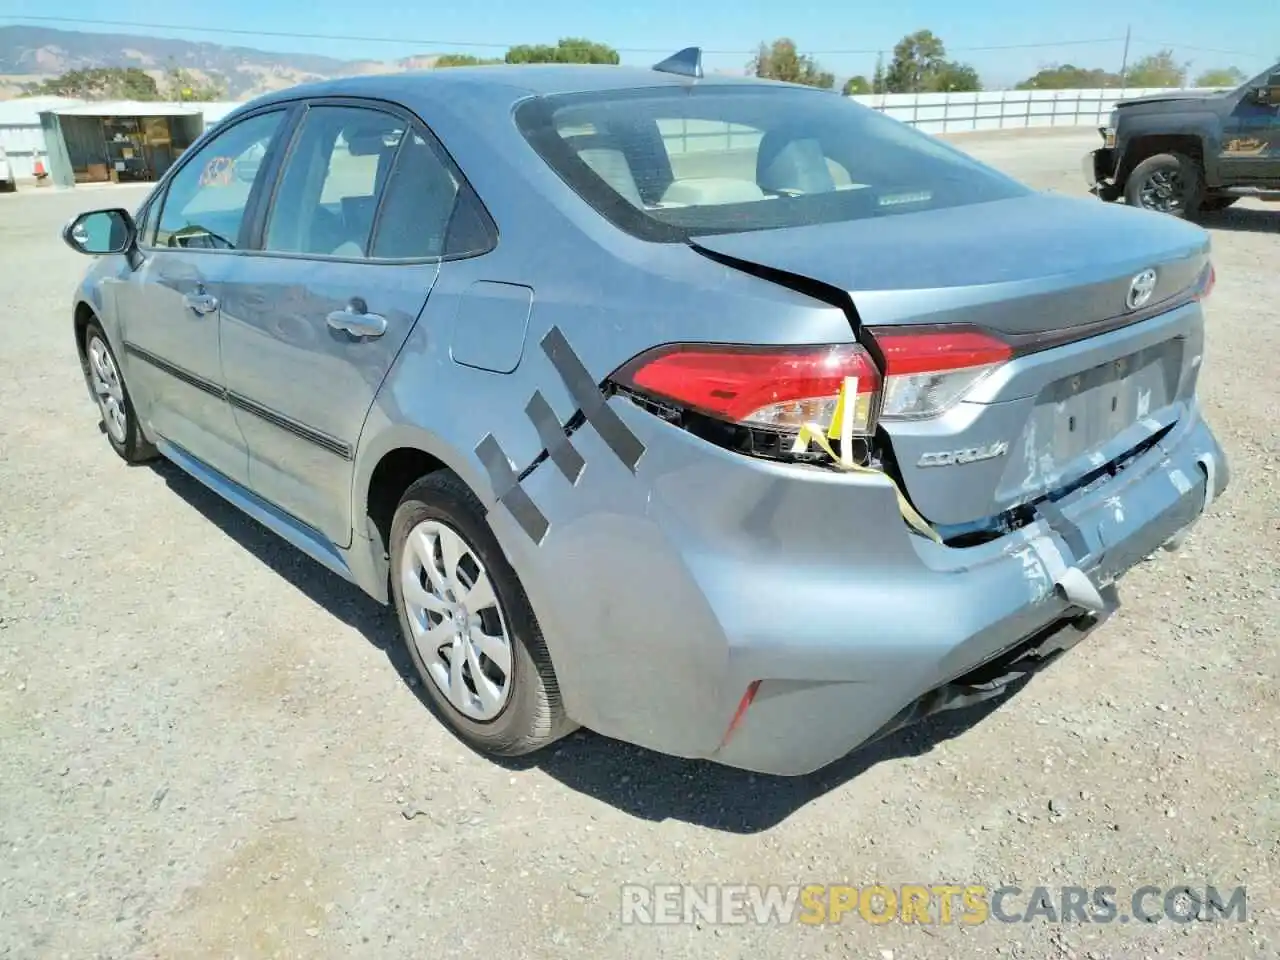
<box><xmin>39</xmin><ymin>101</ymin><xmax>207</xmax><ymax>189</ymax></box>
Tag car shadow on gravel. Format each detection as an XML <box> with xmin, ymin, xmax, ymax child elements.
<box><xmin>521</xmin><ymin>685</ymin><xmax>1030</xmax><ymax>833</ymax></box>
<box><xmin>1200</xmin><ymin>206</ymin><xmax>1280</xmax><ymax>233</ymax></box>
<box><xmin>151</xmin><ymin>459</ymin><xmax>1033</xmax><ymax>833</ymax></box>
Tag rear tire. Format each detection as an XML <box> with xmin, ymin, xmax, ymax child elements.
<box><xmin>1124</xmin><ymin>152</ymin><xmax>1204</xmax><ymax>218</ymax></box>
<box><xmin>389</xmin><ymin>470</ymin><xmax>575</xmax><ymax>758</ymax></box>
<box><xmin>82</xmin><ymin>321</ymin><xmax>157</xmax><ymax>464</ymax></box>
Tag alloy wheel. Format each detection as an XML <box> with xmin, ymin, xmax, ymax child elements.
<box><xmin>87</xmin><ymin>335</ymin><xmax>128</xmax><ymax>444</ymax></box>
<box><xmin>1138</xmin><ymin>169</ymin><xmax>1185</xmax><ymax>213</ymax></box>
<box><xmin>399</xmin><ymin>519</ymin><xmax>514</xmax><ymax>721</ymax></box>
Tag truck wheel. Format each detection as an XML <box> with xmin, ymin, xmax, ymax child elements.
<box><xmin>1124</xmin><ymin>153</ymin><xmax>1204</xmax><ymax>218</ymax></box>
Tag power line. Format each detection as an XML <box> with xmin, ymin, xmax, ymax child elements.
<box><xmin>1128</xmin><ymin>38</ymin><xmax>1273</xmax><ymax>58</ymax></box>
<box><xmin>945</xmin><ymin>38</ymin><xmax>1124</xmax><ymax>52</ymax></box>
<box><xmin>3</xmin><ymin>14</ymin><xmax>1131</xmax><ymax>57</ymax></box>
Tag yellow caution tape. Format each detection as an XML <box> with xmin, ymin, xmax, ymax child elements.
<box><xmin>793</xmin><ymin>378</ymin><xmax>943</xmax><ymax>544</ymax></box>
<box><xmin>826</xmin><ymin>379</ymin><xmax>849</xmax><ymax>442</ymax></box>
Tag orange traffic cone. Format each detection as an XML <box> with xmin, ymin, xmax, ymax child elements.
<box><xmin>33</xmin><ymin>156</ymin><xmax>48</xmax><ymax>186</ymax></box>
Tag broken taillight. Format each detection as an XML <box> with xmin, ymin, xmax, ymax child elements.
<box><xmin>611</xmin><ymin>328</ymin><xmax>1013</xmax><ymax>440</ymax></box>
<box><xmin>868</xmin><ymin>327</ymin><xmax>1013</xmax><ymax>420</ymax></box>
<box><xmin>610</xmin><ymin>342</ymin><xmax>881</xmax><ymax>435</ymax></box>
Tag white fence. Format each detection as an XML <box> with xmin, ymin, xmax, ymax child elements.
<box><xmin>0</xmin><ymin>86</ymin><xmax>1220</xmax><ymax>185</ymax></box>
<box><xmin>644</xmin><ymin>86</ymin><xmax>1219</xmax><ymax>160</ymax></box>
<box><xmin>848</xmin><ymin>87</ymin><xmax>1207</xmax><ymax>134</ymax></box>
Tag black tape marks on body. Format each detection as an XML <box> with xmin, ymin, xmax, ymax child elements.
<box><xmin>526</xmin><ymin>390</ymin><xmax>585</xmax><ymax>484</ymax></box>
<box><xmin>541</xmin><ymin>326</ymin><xmax>645</xmax><ymax>472</ymax></box>
<box><xmin>1035</xmin><ymin>499</ymin><xmax>1089</xmax><ymax>560</ymax></box>
<box><xmin>475</xmin><ymin>433</ymin><xmax>550</xmax><ymax>545</ymax></box>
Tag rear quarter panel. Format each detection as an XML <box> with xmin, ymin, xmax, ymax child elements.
<box><xmin>353</xmin><ymin>86</ymin><xmax>861</xmax><ymax>730</ymax></box>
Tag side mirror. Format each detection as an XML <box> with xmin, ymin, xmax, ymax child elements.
<box><xmin>61</xmin><ymin>208</ymin><xmax>136</xmax><ymax>255</ymax></box>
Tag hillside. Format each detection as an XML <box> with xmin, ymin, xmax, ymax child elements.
<box><xmin>0</xmin><ymin>25</ymin><xmax>444</xmax><ymax>100</ymax></box>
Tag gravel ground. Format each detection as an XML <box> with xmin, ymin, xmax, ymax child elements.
<box><xmin>0</xmin><ymin>130</ymin><xmax>1276</xmax><ymax>960</ymax></box>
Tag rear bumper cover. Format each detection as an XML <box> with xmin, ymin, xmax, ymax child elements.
<box><xmin>497</xmin><ymin>390</ymin><xmax>1228</xmax><ymax>778</ymax></box>
<box><xmin>715</xmin><ymin>410</ymin><xmax>1224</xmax><ymax>775</ymax></box>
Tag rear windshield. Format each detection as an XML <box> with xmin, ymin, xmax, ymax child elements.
<box><xmin>514</xmin><ymin>84</ymin><xmax>1031</xmax><ymax>241</ymax></box>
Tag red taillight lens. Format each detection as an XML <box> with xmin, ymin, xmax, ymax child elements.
<box><xmin>868</xmin><ymin>326</ymin><xmax>1013</xmax><ymax>420</ymax></box>
<box><xmin>1195</xmin><ymin>263</ymin><xmax>1215</xmax><ymax>300</ymax></box>
<box><xmin>611</xmin><ymin>342</ymin><xmax>881</xmax><ymax>434</ymax></box>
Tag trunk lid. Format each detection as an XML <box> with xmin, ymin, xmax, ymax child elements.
<box><xmin>691</xmin><ymin>192</ymin><xmax>1211</xmax><ymax>531</ymax></box>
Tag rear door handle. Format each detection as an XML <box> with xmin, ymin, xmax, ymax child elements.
<box><xmin>326</xmin><ymin>298</ymin><xmax>387</xmax><ymax>339</ymax></box>
<box><xmin>182</xmin><ymin>289</ymin><xmax>218</xmax><ymax>315</ymax></box>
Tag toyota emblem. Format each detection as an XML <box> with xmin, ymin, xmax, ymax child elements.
<box><xmin>1126</xmin><ymin>268</ymin><xmax>1158</xmax><ymax>311</ymax></box>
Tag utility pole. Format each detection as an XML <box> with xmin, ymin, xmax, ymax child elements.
<box><xmin>1119</xmin><ymin>25</ymin><xmax>1131</xmax><ymax>91</ymax></box>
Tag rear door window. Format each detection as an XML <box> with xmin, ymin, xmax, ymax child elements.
<box><xmin>262</xmin><ymin>105</ymin><xmax>406</xmax><ymax>258</ymax></box>
<box><xmin>368</xmin><ymin>128</ymin><xmax>460</xmax><ymax>260</ymax></box>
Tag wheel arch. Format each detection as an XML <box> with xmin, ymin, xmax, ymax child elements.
<box><xmin>73</xmin><ymin>299</ymin><xmax>97</xmax><ymax>356</ymax></box>
<box><xmin>1117</xmin><ymin>133</ymin><xmax>1206</xmax><ymax>188</ymax></box>
<box><xmin>349</xmin><ymin>423</ymin><xmax>501</xmax><ymax>603</ymax></box>
<box><xmin>73</xmin><ymin>298</ymin><xmax>110</xmax><ymax>403</ymax></box>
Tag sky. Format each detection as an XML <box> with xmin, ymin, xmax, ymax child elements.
<box><xmin>4</xmin><ymin>0</ymin><xmax>1278</xmax><ymax>89</ymax></box>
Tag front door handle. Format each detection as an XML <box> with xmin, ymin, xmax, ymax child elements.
<box><xmin>326</xmin><ymin>298</ymin><xmax>387</xmax><ymax>339</ymax></box>
<box><xmin>183</xmin><ymin>289</ymin><xmax>218</xmax><ymax>315</ymax></box>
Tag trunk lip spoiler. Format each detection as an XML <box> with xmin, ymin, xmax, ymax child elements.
<box><xmin>865</xmin><ymin>280</ymin><xmax>1204</xmax><ymax>361</ymax></box>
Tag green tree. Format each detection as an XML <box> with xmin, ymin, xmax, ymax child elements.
<box><xmin>1016</xmin><ymin>64</ymin><xmax>1123</xmax><ymax>89</ymax></box>
<box><xmin>23</xmin><ymin>67</ymin><xmax>161</xmax><ymax>100</ymax></box>
<box><xmin>932</xmin><ymin>61</ymin><xmax>981</xmax><ymax>92</ymax></box>
<box><xmin>883</xmin><ymin>30</ymin><xmax>980</xmax><ymax>92</ymax></box>
<box><xmin>842</xmin><ymin>75</ymin><xmax>871</xmax><ymax>95</ymax></box>
<box><xmin>504</xmin><ymin>38</ymin><xmax>619</xmax><ymax>64</ymax></box>
<box><xmin>1194</xmin><ymin>66</ymin><xmax>1246</xmax><ymax>87</ymax></box>
<box><xmin>165</xmin><ymin>64</ymin><xmax>225</xmax><ymax>101</ymax></box>
<box><xmin>884</xmin><ymin>29</ymin><xmax>945</xmax><ymax>92</ymax></box>
<box><xmin>1125</xmin><ymin>50</ymin><xmax>1188</xmax><ymax>87</ymax></box>
<box><xmin>748</xmin><ymin>38</ymin><xmax>834</xmax><ymax>89</ymax></box>
<box><xmin>434</xmin><ymin>53</ymin><xmax>504</xmax><ymax>68</ymax></box>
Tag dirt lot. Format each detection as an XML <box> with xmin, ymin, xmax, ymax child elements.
<box><xmin>0</xmin><ymin>130</ymin><xmax>1276</xmax><ymax>960</ymax></box>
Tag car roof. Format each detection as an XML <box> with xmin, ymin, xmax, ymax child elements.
<box><xmin>238</xmin><ymin>64</ymin><xmax>804</xmax><ymax>115</ymax></box>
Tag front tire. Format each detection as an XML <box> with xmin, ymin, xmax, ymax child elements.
<box><xmin>83</xmin><ymin>322</ymin><xmax>157</xmax><ymax>464</ymax></box>
<box><xmin>389</xmin><ymin>470</ymin><xmax>575</xmax><ymax>757</ymax></box>
<box><xmin>1124</xmin><ymin>152</ymin><xmax>1204</xmax><ymax>218</ymax></box>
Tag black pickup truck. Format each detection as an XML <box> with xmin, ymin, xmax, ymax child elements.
<box><xmin>1084</xmin><ymin>63</ymin><xmax>1280</xmax><ymax>218</ymax></box>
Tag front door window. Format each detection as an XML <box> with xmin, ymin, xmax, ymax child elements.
<box><xmin>152</xmin><ymin>110</ymin><xmax>285</xmax><ymax>250</ymax></box>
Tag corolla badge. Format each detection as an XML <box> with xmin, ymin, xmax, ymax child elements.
<box><xmin>1126</xmin><ymin>268</ymin><xmax>1158</xmax><ymax>311</ymax></box>
<box><xmin>917</xmin><ymin>441</ymin><xmax>1009</xmax><ymax>468</ymax></box>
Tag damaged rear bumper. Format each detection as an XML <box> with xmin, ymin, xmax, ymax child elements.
<box><xmin>862</xmin><ymin>595</ymin><xmax>1118</xmax><ymax>749</ymax></box>
<box><xmin>711</xmin><ymin>409</ymin><xmax>1226</xmax><ymax>776</ymax></box>
<box><xmin>497</xmin><ymin>390</ymin><xmax>1228</xmax><ymax>779</ymax></box>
